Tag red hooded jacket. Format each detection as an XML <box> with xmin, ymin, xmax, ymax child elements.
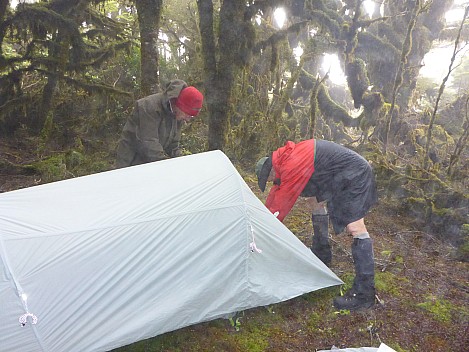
<box><xmin>265</xmin><ymin>139</ymin><xmax>316</xmax><ymax>221</ymax></box>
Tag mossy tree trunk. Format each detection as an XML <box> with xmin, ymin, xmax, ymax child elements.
<box><xmin>0</xmin><ymin>0</ymin><xmax>8</xmax><ymax>23</ymax></box>
<box><xmin>383</xmin><ymin>0</ymin><xmax>420</xmax><ymax>152</ymax></box>
<box><xmin>1</xmin><ymin>1</ymin><xmax>131</xmax><ymax>138</ymax></box>
<box><xmin>36</xmin><ymin>29</ymin><xmax>68</xmax><ymax>136</ymax></box>
<box><xmin>197</xmin><ymin>0</ymin><xmax>248</xmax><ymax>151</ymax></box>
<box><xmin>135</xmin><ymin>0</ymin><xmax>162</xmax><ymax>96</ymax></box>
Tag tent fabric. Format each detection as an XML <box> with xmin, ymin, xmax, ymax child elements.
<box><xmin>0</xmin><ymin>150</ymin><xmax>342</xmax><ymax>352</ymax></box>
<box><xmin>318</xmin><ymin>343</ymin><xmax>397</xmax><ymax>352</ymax></box>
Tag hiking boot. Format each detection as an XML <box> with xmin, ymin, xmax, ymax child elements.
<box><xmin>311</xmin><ymin>214</ymin><xmax>332</xmax><ymax>266</ymax></box>
<box><xmin>333</xmin><ymin>286</ymin><xmax>376</xmax><ymax>310</ymax></box>
<box><xmin>334</xmin><ymin>237</ymin><xmax>376</xmax><ymax>311</ymax></box>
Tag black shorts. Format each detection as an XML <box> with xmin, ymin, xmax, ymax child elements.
<box><xmin>302</xmin><ymin>140</ymin><xmax>378</xmax><ymax>234</ymax></box>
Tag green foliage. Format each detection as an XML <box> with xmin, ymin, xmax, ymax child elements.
<box><xmin>303</xmin><ymin>286</ymin><xmax>339</xmax><ymax>305</ymax></box>
<box><xmin>113</xmin><ymin>328</ymin><xmax>195</xmax><ymax>352</ymax></box>
<box><xmin>32</xmin><ymin>154</ymin><xmax>68</xmax><ymax>183</ymax></box>
<box><xmin>336</xmin><ymin>273</ymin><xmax>354</xmax><ymax>294</ymax></box>
<box><xmin>29</xmin><ymin>149</ymin><xmax>113</xmax><ymax>184</ymax></box>
<box><xmin>228</xmin><ymin>111</ymin><xmax>265</xmax><ymax>163</ymax></box>
<box><xmin>229</xmin><ymin>316</ymin><xmax>242</xmax><ymax>331</ymax></box>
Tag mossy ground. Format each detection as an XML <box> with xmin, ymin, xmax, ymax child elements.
<box><xmin>1</xmin><ymin>141</ymin><xmax>467</xmax><ymax>352</ymax></box>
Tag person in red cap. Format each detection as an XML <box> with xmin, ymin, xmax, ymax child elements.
<box><xmin>116</xmin><ymin>79</ymin><xmax>203</xmax><ymax>168</ymax></box>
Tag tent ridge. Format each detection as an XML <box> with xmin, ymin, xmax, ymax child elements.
<box><xmin>4</xmin><ymin>202</ymin><xmax>250</xmax><ymax>240</ymax></box>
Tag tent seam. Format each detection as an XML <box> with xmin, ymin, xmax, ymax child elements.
<box><xmin>0</xmin><ymin>235</ymin><xmax>47</xmax><ymax>351</ymax></box>
<box><xmin>230</xmin><ymin>170</ymin><xmax>257</xmax><ymax>304</ymax></box>
<box><xmin>3</xmin><ymin>202</ymin><xmax>247</xmax><ymax>240</ymax></box>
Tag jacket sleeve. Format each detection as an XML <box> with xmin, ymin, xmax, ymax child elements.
<box><xmin>135</xmin><ymin>102</ymin><xmax>168</xmax><ymax>162</ymax></box>
<box><xmin>265</xmin><ymin>183</ymin><xmax>301</xmax><ymax>222</ymax></box>
<box><xmin>167</xmin><ymin>121</ymin><xmax>182</xmax><ymax>158</ymax></box>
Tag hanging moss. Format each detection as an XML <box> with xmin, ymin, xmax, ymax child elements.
<box><xmin>345</xmin><ymin>58</ymin><xmax>370</xmax><ymax>108</ymax></box>
<box><xmin>317</xmin><ymin>83</ymin><xmax>358</xmax><ymax>127</ymax></box>
<box><xmin>356</xmin><ymin>31</ymin><xmax>400</xmax><ymax>62</ymax></box>
<box><xmin>359</xmin><ymin>92</ymin><xmax>384</xmax><ymax>133</ymax></box>
<box><xmin>308</xmin><ymin>9</ymin><xmax>342</xmax><ymax>38</ymax></box>
<box><xmin>374</xmin><ymin>22</ymin><xmax>404</xmax><ymax>50</ymax></box>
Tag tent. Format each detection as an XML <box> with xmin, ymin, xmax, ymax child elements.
<box><xmin>0</xmin><ymin>150</ymin><xmax>342</xmax><ymax>352</ymax></box>
<box><xmin>318</xmin><ymin>343</ymin><xmax>397</xmax><ymax>352</ymax></box>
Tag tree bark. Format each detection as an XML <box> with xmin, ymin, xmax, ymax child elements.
<box><xmin>384</xmin><ymin>0</ymin><xmax>420</xmax><ymax>152</ymax></box>
<box><xmin>135</xmin><ymin>0</ymin><xmax>162</xmax><ymax>96</ymax></box>
<box><xmin>197</xmin><ymin>0</ymin><xmax>246</xmax><ymax>151</ymax></box>
<box><xmin>0</xmin><ymin>0</ymin><xmax>8</xmax><ymax>24</ymax></box>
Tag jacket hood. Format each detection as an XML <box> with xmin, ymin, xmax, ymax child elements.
<box><xmin>163</xmin><ymin>79</ymin><xmax>188</xmax><ymax>101</ymax></box>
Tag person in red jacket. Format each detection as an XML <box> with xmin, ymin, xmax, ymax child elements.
<box><xmin>255</xmin><ymin>139</ymin><xmax>378</xmax><ymax>310</ymax></box>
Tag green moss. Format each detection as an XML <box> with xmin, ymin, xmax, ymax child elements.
<box><xmin>112</xmin><ymin>329</ymin><xmax>193</xmax><ymax>352</ymax></box>
<box><xmin>335</xmin><ymin>273</ymin><xmax>355</xmax><ymax>295</ymax></box>
<box><xmin>431</xmin><ymin>205</ymin><xmax>452</xmax><ymax>217</ymax></box>
<box><xmin>317</xmin><ymin>83</ymin><xmax>355</xmax><ymax>127</ymax></box>
<box><xmin>303</xmin><ymin>286</ymin><xmax>339</xmax><ymax>306</ymax></box>
<box><xmin>406</xmin><ymin>197</ymin><xmax>426</xmax><ymax>204</ymax></box>
<box><xmin>345</xmin><ymin>58</ymin><xmax>370</xmax><ymax>108</ymax></box>
<box><xmin>65</xmin><ymin>150</ymin><xmax>85</xmax><ymax>169</ymax></box>
<box><xmin>233</xmin><ymin>326</ymin><xmax>270</xmax><ymax>352</ymax></box>
<box><xmin>416</xmin><ymin>295</ymin><xmax>454</xmax><ymax>323</ymax></box>
<box><xmin>307</xmin><ymin>311</ymin><xmax>322</xmax><ymax>331</ymax></box>
<box><xmin>32</xmin><ymin>154</ymin><xmax>68</xmax><ymax>182</ymax></box>
<box><xmin>375</xmin><ymin>271</ymin><xmax>409</xmax><ymax>296</ymax></box>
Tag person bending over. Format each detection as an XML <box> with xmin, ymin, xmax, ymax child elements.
<box><xmin>116</xmin><ymin>79</ymin><xmax>203</xmax><ymax>168</ymax></box>
<box><xmin>256</xmin><ymin>138</ymin><xmax>378</xmax><ymax>310</ymax></box>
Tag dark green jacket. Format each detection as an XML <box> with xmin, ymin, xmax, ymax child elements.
<box><xmin>116</xmin><ymin>80</ymin><xmax>187</xmax><ymax>167</ymax></box>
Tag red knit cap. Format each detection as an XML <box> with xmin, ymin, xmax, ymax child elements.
<box><xmin>175</xmin><ymin>86</ymin><xmax>203</xmax><ymax>117</ymax></box>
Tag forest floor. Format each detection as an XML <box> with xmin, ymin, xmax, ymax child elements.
<box><xmin>0</xmin><ymin>138</ymin><xmax>468</xmax><ymax>352</ymax></box>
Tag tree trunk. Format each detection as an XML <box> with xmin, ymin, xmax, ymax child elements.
<box><xmin>198</xmin><ymin>0</ymin><xmax>247</xmax><ymax>151</ymax></box>
<box><xmin>384</xmin><ymin>0</ymin><xmax>420</xmax><ymax>152</ymax></box>
<box><xmin>36</xmin><ymin>29</ymin><xmax>68</xmax><ymax>134</ymax></box>
<box><xmin>0</xmin><ymin>0</ymin><xmax>8</xmax><ymax>24</ymax></box>
<box><xmin>135</xmin><ymin>0</ymin><xmax>162</xmax><ymax>96</ymax></box>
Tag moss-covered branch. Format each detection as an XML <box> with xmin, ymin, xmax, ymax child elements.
<box><xmin>317</xmin><ymin>82</ymin><xmax>359</xmax><ymax>127</ymax></box>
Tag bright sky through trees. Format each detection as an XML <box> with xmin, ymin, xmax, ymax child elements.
<box><xmin>273</xmin><ymin>7</ymin><xmax>287</xmax><ymax>28</ymax></box>
<box><xmin>322</xmin><ymin>54</ymin><xmax>347</xmax><ymax>85</ymax></box>
<box><xmin>274</xmin><ymin>3</ymin><xmax>469</xmax><ymax>86</ymax></box>
<box><xmin>10</xmin><ymin>1</ymin><xmax>467</xmax><ymax>86</ymax></box>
